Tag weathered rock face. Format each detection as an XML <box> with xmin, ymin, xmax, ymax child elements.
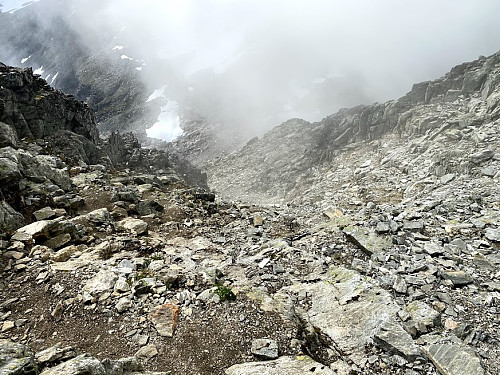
<box><xmin>0</xmin><ymin>5</ymin><xmax>150</xmax><ymax>137</ymax></box>
<box><xmin>207</xmin><ymin>51</ymin><xmax>500</xmax><ymax>203</ymax></box>
<box><xmin>0</xmin><ymin>63</ymin><xmax>207</xmax><ymax>234</ymax></box>
<box><xmin>0</xmin><ymin>64</ymin><xmax>99</xmax><ymax>143</ymax></box>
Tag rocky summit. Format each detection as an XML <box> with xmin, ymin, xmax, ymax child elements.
<box><xmin>0</xmin><ymin>50</ymin><xmax>499</xmax><ymax>375</ymax></box>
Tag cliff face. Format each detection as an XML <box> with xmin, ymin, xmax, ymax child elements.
<box><xmin>207</xmin><ymin>51</ymin><xmax>500</xmax><ymax>202</ymax></box>
<box><xmin>0</xmin><ymin>4</ymin><xmax>150</xmax><ymax>137</ymax></box>
<box><xmin>0</xmin><ymin>63</ymin><xmax>99</xmax><ymax>143</ymax></box>
<box><xmin>0</xmin><ymin>63</ymin><xmax>207</xmax><ymax>233</ymax></box>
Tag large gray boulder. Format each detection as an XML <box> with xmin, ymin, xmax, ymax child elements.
<box><xmin>286</xmin><ymin>266</ymin><xmax>408</xmax><ymax>365</ymax></box>
<box><xmin>0</xmin><ymin>122</ymin><xmax>18</xmax><ymax>148</ymax></box>
<box><xmin>0</xmin><ymin>339</ymin><xmax>38</xmax><ymax>375</ymax></box>
<box><xmin>424</xmin><ymin>343</ymin><xmax>484</xmax><ymax>375</ymax></box>
<box><xmin>0</xmin><ymin>201</ymin><xmax>25</xmax><ymax>233</ymax></box>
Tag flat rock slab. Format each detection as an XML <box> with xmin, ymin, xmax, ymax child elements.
<box><xmin>251</xmin><ymin>339</ymin><xmax>279</xmax><ymax>359</ymax></box>
<box><xmin>374</xmin><ymin>319</ymin><xmax>423</xmax><ymax>362</ymax></box>
<box><xmin>11</xmin><ymin>220</ymin><xmax>51</xmax><ymax>241</ymax></box>
<box><xmin>148</xmin><ymin>303</ymin><xmax>180</xmax><ymax>337</ymax></box>
<box><xmin>441</xmin><ymin>270</ymin><xmax>474</xmax><ymax>286</ymax></box>
<box><xmin>290</xmin><ymin>266</ymin><xmax>401</xmax><ymax>364</ymax></box>
<box><xmin>485</xmin><ymin>227</ymin><xmax>500</xmax><ymax>242</ymax></box>
<box><xmin>117</xmin><ymin>218</ymin><xmax>148</xmax><ymax>235</ymax></box>
<box><xmin>424</xmin><ymin>343</ymin><xmax>484</xmax><ymax>375</ymax></box>
<box><xmin>40</xmin><ymin>354</ymin><xmax>105</xmax><ymax>374</ymax></box>
<box><xmin>225</xmin><ymin>355</ymin><xmax>335</xmax><ymax>375</ymax></box>
<box><xmin>343</xmin><ymin>226</ymin><xmax>392</xmax><ymax>255</ymax></box>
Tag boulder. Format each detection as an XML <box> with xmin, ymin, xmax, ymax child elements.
<box><xmin>342</xmin><ymin>226</ymin><xmax>392</xmax><ymax>255</ymax></box>
<box><xmin>288</xmin><ymin>266</ymin><xmax>401</xmax><ymax>364</ymax></box>
<box><xmin>148</xmin><ymin>304</ymin><xmax>180</xmax><ymax>337</ymax></box>
<box><xmin>225</xmin><ymin>356</ymin><xmax>335</xmax><ymax>375</ymax></box>
<box><xmin>117</xmin><ymin>218</ymin><xmax>148</xmax><ymax>235</ymax></box>
<box><xmin>0</xmin><ymin>339</ymin><xmax>37</xmax><ymax>375</ymax></box>
<box><xmin>11</xmin><ymin>220</ymin><xmax>51</xmax><ymax>241</ymax></box>
<box><xmin>0</xmin><ymin>122</ymin><xmax>18</xmax><ymax>147</ymax></box>
<box><xmin>424</xmin><ymin>343</ymin><xmax>484</xmax><ymax>375</ymax></box>
<box><xmin>373</xmin><ymin>319</ymin><xmax>424</xmax><ymax>362</ymax></box>
<box><xmin>0</xmin><ymin>201</ymin><xmax>25</xmax><ymax>233</ymax></box>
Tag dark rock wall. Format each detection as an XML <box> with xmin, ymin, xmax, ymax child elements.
<box><xmin>0</xmin><ymin>64</ymin><xmax>99</xmax><ymax>143</ymax></box>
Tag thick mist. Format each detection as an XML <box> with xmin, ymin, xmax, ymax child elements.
<box><xmin>3</xmin><ymin>0</ymin><xmax>500</xmax><ymax>141</ymax></box>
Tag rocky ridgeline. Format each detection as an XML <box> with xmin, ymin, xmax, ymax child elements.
<box><xmin>207</xmin><ymin>51</ymin><xmax>500</xmax><ymax>202</ymax></box>
<box><xmin>1</xmin><ymin>55</ymin><xmax>499</xmax><ymax>375</ymax></box>
<box><xmin>0</xmin><ymin>63</ymin><xmax>207</xmax><ymax>234</ymax></box>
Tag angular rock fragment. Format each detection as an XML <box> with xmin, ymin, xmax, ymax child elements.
<box><xmin>405</xmin><ymin>301</ymin><xmax>441</xmax><ymax>333</ymax></box>
<box><xmin>148</xmin><ymin>303</ymin><xmax>180</xmax><ymax>337</ymax></box>
<box><xmin>374</xmin><ymin>319</ymin><xmax>424</xmax><ymax>362</ymax></box>
<box><xmin>485</xmin><ymin>227</ymin><xmax>500</xmax><ymax>242</ymax></box>
<box><xmin>470</xmin><ymin>149</ymin><xmax>494</xmax><ymax>165</ymax></box>
<box><xmin>11</xmin><ymin>220</ymin><xmax>51</xmax><ymax>241</ymax></box>
<box><xmin>117</xmin><ymin>217</ymin><xmax>148</xmax><ymax>235</ymax></box>
<box><xmin>251</xmin><ymin>339</ymin><xmax>279</xmax><ymax>359</ymax></box>
<box><xmin>343</xmin><ymin>226</ymin><xmax>392</xmax><ymax>255</ymax></box>
<box><xmin>33</xmin><ymin>207</ymin><xmax>58</xmax><ymax>221</ymax></box>
<box><xmin>424</xmin><ymin>343</ymin><xmax>484</xmax><ymax>375</ymax></box>
<box><xmin>35</xmin><ymin>344</ymin><xmax>76</xmax><ymax>365</ymax></box>
<box><xmin>225</xmin><ymin>356</ymin><xmax>335</xmax><ymax>374</ymax></box>
<box><xmin>441</xmin><ymin>270</ymin><xmax>474</xmax><ymax>286</ymax></box>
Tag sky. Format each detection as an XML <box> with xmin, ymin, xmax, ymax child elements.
<box><xmin>3</xmin><ymin>0</ymin><xmax>500</xmax><ymax>141</ymax></box>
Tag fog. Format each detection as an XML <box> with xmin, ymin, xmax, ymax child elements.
<box><xmin>3</xmin><ymin>0</ymin><xmax>500</xmax><ymax>141</ymax></box>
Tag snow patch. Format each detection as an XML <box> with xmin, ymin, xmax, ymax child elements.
<box><xmin>146</xmin><ymin>100</ymin><xmax>183</xmax><ymax>142</ymax></box>
<box><xmin>135</xmin><ymin>67</ymin><xmax>143</xmax><ymax>71</ymax></box>
<box><xmin>21</xmin><ymin>55</ymin><xmax>31</xmax><ymax>64</ymax></box>
<box><xmin>2</xmin><ymin>0</ymin><xmax>41</xmax><ymax>13</ymax></box>
<box><xmin>34</xmin><ymin>66</ymin><xmax>44</xmax><ymax>75</ymax></box>
<box><xmin>50</xmin><ymin>72</ymin><xmax>59</xmax><ymax>85</ymax></box>
<box><xmin>120</xmin><ymin>55</ymin><xmax>133</xmax><ymax>60</ymax></box>
<box><xmin>146</xmin><ymin>86</ymin><xmax>167</xmax><ymax>102</ymax></box>
<box><xmin>113</xmin><ymin>45</ymin><xmax>124</xmax><ymax>51</ymax></box>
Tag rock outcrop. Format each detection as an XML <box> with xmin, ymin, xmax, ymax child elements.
<box><xmin>0</xmin><ymin>63</ymin><xmax>207</xmax><ymax>234</ymax></box>
<box><xmin>207</xmin><ymin>51</ymin><xmax>500</xmax><ymax>203</ymax></box>
<box><xmin>1</xmin><ymin>53</ymin><xmax>499</xmax><ymax>375</ymax></box>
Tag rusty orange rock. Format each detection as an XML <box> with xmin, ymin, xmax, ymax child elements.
<box><xmin>148</xmin><ymin>303</ymin><xmax>180</xmax><ymax>337</ymax></box>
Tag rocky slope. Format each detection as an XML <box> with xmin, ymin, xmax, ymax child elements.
<box><xmin>1</xmin><ymin>52</ymin><xmax>499</xmax><ymax>375</ymax></box>
<box><xmin>207</xmin><ymin>52</ymin><xmax>500</xmax><ymax>203</ymax></box>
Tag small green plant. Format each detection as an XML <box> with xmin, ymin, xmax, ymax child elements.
<box><xmin>150</xmin><ymin>253</ymin><xmax>163</xmax><ymax>261</ymax></box>
<box><xmin>214</xmin><ymin>285</ymin><xmax>236</xmax><ymax>301</ymax></box>
<box><xmin>142</xmin><ymin>258</ymin><xmax>152</xmax><ymax>268</ymax></box>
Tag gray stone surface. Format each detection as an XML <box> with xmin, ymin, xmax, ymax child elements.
<box><xmin>343</xmin><ymin>226</ymin><xmax>392</xmax><ymax>255</ymax></box>
<box><xmin>250</xmin><ymin>339</ymin><xmax>279</xmax><ymax>359</ymax></box>
<box><xmin>424</xmin><ymin>343</ymin><xmax>484</xmax><ymax>375</ymax></box>
<box><xmin>0</xmin><ymin>340</ymin><xmax>37</xmax><ymax>375</ymax></box>
<box><xmin>485</xmin><ymin>227</ymin><xmax>500</xmax><ymax>242</ymax></box>
<box><xmin>374</xmin><ymin>320</ymin><xmax>423</xmax><ymax>362</ymax></box>
<box><xmin>293</xmin><ymin>266</ymin><xmax>401</xmax><ymax>364</ymax></box>
<box><xmin>441</xmin><ymin>270</ymin><xmax>474</xmax><ymax>286</ymax></box>
<box><xmin>117</xmin><ymin>218</ymin><xmax>148</xmax><ymax>235</ymax></box>
<box><xmin>405</xmin><ymin>301</ymin><xmax>441</xmax><ymax>333</ymax></box>
<box><xmin>225</xmin><ymin>356</ymin><xmax>335</xmax><ymax>375</ymax></box>
<box><xmin>0</xmin><ymin>201</ymin><xmax>25</xmax><ymax>233</ymax></box>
